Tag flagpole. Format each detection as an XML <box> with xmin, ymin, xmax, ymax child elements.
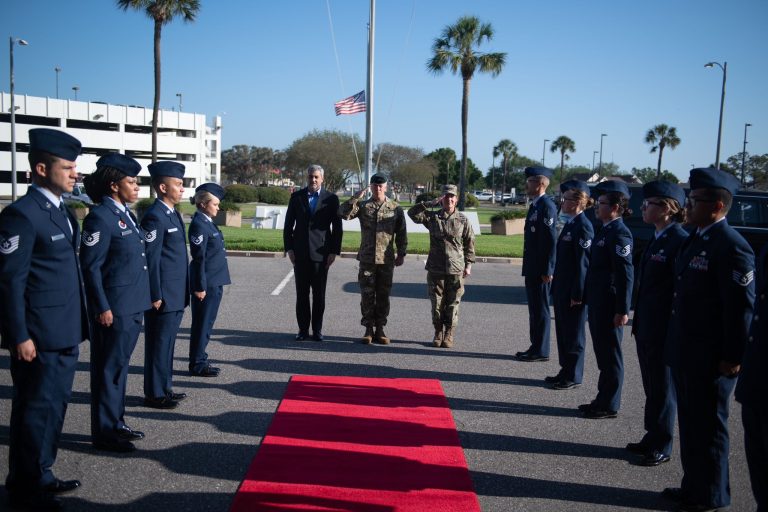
<box><xmin>365</xmin><ymin>0</ymin><xmax>375</xmax><ymax>186</ymax></box>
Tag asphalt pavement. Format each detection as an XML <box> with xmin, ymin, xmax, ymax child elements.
<box><xmin>0</xmin><ymin>255</ymin><xmax>756</xmax><ymax>511</ymax></box>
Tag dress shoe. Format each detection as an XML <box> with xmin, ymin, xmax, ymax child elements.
<box><xmin>143</xmin><ymin>396</ymin><xmax>178</xmax><ymax>409</ymax></box>
<box><xmin>625</xmin><ymin>441</ymin><xmax>649</xmax><ymax>454</ymax></box>
<box><xmin>584</xmin><ymin>408</ymin><xmax>618</xmax><ymax>419</ymax></box>
<box><xmin>312</xmin><ymin>332</ymin><xmax>324</xmax><ymax>342</ymax></box>
<box><xmin>640</xmin><ymin>451</ymin><xmax>671</xmax><ymax>466</ymax></box>
<box><xmin>295</xmin><ymin>331</ymin><xmax>309</xmax><ymax>341</ymax></box>
<box><xmin>544</xmin><ymin>375</ymin><xmax>562</xmax><ymax>383</ymax></box>
<box><xmin>8</xmin><ymin>492</ymin><xmax>62</xmax><ymax>511</ymax></box>
<box><xmin>661</xmin><ymin>487</ymin><xmax>686</xmax><ymax>502</ymax></box>
<box><xmin>577</xmin><ymin>403</ymin><xmax>595</xmax><ymax>412</ymax></box>
<box><xmin>168</xmin><ymin>392</ymin><xmax>187</xmax><ymax>401</ymax></box>
<box><xmin>42</xmin><ymin>479</ymin><xmax>81</xmax><ymax>494</ymax></box>
<box><xmin>516</xmin><ymin>351</ymin><xmax>549</xmax><ymax>362</ymax></box>
<box><xmin>190</xmin><ymin>366</ymin><xmax>220</xmax><ymax>377</ymax></box>
<box><xmin>117</xmin><ymin>425</ymin><xmax>145</xmax><ymax>441</ymax></box>
<box><xmin>552</xmin><ymin>380</ymin><xmax>580</xmax><ymax>390</ymax></box>
<box><xmin>93</xmin><ymin>439</ymin><xmax>136</xmax><ymax>453</ymax></box>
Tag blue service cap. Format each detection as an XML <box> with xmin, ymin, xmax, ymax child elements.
<box><xmin>196</xmin><ymin>183</ymin><xmax>225</xmax><ymax>200</ymax></box>
<box><xmin>642</xmin><ymin>180</ymin><xmax>685</xmax><ymax>206</ymax></box>
<box><xmin>148</xmin><ymin>161</ymin><xmax>185</xmax><ymax>179</ymax></box>
<box><xmin>689</xmin><ymin>167</ymin><xmax>740</xmax><ymax>196</ymax></box>
<box><xmin>559</xmin><ymin>179</ymin><xmax>590</xmax><ymax>195</ymax></box>
<box><xmin>370</xmin><ymin>173</ymin><xmax>387</xmax><ymax>184</ymax></box>
<box><xmin>593</xmin><ymin>180</ymin><xmax>631</xmax><ymax>199</ymax></box>
<box><xmin>524</xmin><ymin>166</ymin><xmax>554</xmax><ymax>179</ymax></box>
<box><xmin>28</xmin><ymin>128</ymin><xmax>81</xmax><ymax>161</ymax></box>
<box><xmin>96</xmin><ymin>153</ymin><xmax>141</xmax><ymax>177</ymax></box>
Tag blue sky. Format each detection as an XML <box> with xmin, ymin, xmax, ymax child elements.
<box><xmin>3</xmin><ymin>0</ymin><xmax>767</xmax><ymax>180</ymax></box>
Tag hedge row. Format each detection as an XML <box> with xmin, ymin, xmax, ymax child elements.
<box><xmin>224</xmin><ymin>185</ymin><xmax>290</xmax><ymax>205</ymax></box>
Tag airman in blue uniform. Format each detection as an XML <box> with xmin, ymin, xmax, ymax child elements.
<box><xmin>628</xmin><ymin>180</ymin><xmax>687</xmax><ymax>467</ymax></box>
<box><xmin>518</xmin><ymin>166</ymin><xmax>557</xmax><ymax>362</ymax></box>
<box><xmin>80</xmin><ymin>153</ymin><xmax>151</xmax><ymax>453</ymax></box>
<box><xmin>188</xmin><ymin>183</ymin><xmax>231</xmax><ymax>377</ymax></box>
<box><xmin>0</xmin><ymin>128</ymin><xmax>89</xmax><ymax>510</ymax></box>
<box><xmin>549</xmin><ymin>180</ymin><xmax>594</xmax><ymax>389</ymax></box>
<box><xmin>141</xmin><ymin>161</ymin><xmax>189</xmax><ymax>409</ymax></box>
<box><xmin>735</xmin><ymin>242</ymin><xmax>768</xmax><ymax>512</ymax></box>
<box><xmin>663</xmin><ymin>168</ymin><xmax>755</xmax><ymax>512</ymax></box>
<box><xmin>581</xmin><ymin>180</ymin><xmax>634</xmax><ymax>419</ymax></box>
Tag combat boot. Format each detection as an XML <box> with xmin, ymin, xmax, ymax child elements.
<box><xmin>442</xmin><ymin>327</ymin><xmax>455</xmax><ymax>348</ymax></box>
<box><xmin>360</xmin><ymin>326</ymin><xmax>374</xmax><ymax>344</ymax></box>
<box><xmin>432</xmin><ymin>326</ymin><xmax>443</xmax><ymax>347</ymax></box>
<box><xmin>374</xmin><ymin>326</ymin><xmax>390</xmax><ymax>345</ymax></box>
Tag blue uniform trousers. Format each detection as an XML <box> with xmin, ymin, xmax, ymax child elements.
<box><xmin>189</xmin><ymin>285</ymin><xmax>223</xmax><ymax>373</ymax></box>
<box><xmin>587</xmin><ymin>306</ymin><xmax>624</xmax><ymax>412</ymax></box>
<box><xmin>553</xmin><ymin>298</ymin><xmax>587</xmax><ymax>384</ymax></box>
<box><xmin>742</xmin><ymin>404</ymin><xmax>768</xmax><ymax>511</ymax></box>
<box><xmin>524</xmin><ymin>276</ymin><xmax>551</xmax><ymax>357</ymax></box>
<box><xmin>675</xmin><ymin>371</ymin><xmax>736</xmax><ymax>509</ymax></box>
<box><xmin>144</xmin><ymin>308</ymin><xmax>183</xmax><ymax>399</ymax></box>
<box><xmin>90</xmin><ymin>312</ymin><xmax>143</xmax><ymax>442</ymax></box>
<box><xmin>6</xmin><ymin>346</ymin><xmax>78</xmax><ymax>491</ymax></box>
<box><xmin>293</xmin><ymin>260</ymin><xmax>328</xmax><ymax>334</ymax></box>
<box><xmin>635</xmin><ymin>334</ymin><xmax>676</xmax><ymax>455</ymax></box>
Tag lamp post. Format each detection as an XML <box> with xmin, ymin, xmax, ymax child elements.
<box><xmin>176</xmin><ymin>92</ymin><xmax>183</xmax><ymax>112</ymax></box>
<box><xmin>592</xmin><ymin>150</ymin><xmax>599</xmax><ymax>171</ymax></box>
<box><xmin>741</xmin><ymin>123</ymin><xmax>752</xmax><ymax>186</ymax></box>
<box><xmin>10</xmin><ymin>36</ymin><xmax>29</xmax><ymax>202</ymax></box>
<box><xmin>705</xmin><ymin>61</ymin><xmax>727</xmax><ymax>170</ymax></box>
<box><xmin>542</xmin><ymin>139</ymin><xmax>549</xmax><ymax>165</ymax></box>
<box><xmin>598</xmin><ymin>133</ymin><xmax>607</xmax><ymax>174</ymax></box>
<box><xmin>54</xmin><ymin>66</ymin><xmax>61</xmax><ymax>99</ymax></box>
<box><xmin>491</xmin><ymin>152</ymin><xmax>496</xmax><ymax>204</ymax></box>
<box><xmin>72</xmin><ymin>85</ymin><xmax>79</xmax><ymax>100</ymax></box>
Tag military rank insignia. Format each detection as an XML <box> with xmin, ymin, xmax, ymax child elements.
<box><xmin>732</xmin><ymin>270</ymin><xmax>754</xmax><ymax>286</ymax></box>
<box><xmin>0</xmin><ymin>235</ymin><xmax>20</xmax><ymax>255</ymax></box>
<box><xmin>191</xmin><ymin>234</ymin><xmax>204</xmax><ymax>246</ymax></box>
<box><xmin>616</xmin><ymin>244</ymin><xmax>631</xmax><ymax>257</ymax></box>
<box><xmin>145</xmin><ymin>230</ymin><xmax>157</xmax><ymax>243</ymax></box>
<box><xmin>82</xmin><ymin>231</ymin><xmax>100</xmax><ymax>247</ymax></box>
<box><xmin>579</xmin><ymin>239</ymin><xmax>592</xmax><ymax>249</ymax></box>
<box><xmin>544</xmin><ymin>218</ymin><xmax>554</xmax><ymax>226</ymax></box>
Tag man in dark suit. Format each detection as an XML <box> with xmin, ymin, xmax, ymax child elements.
<box><xmin>283</xmin><ymin>164</ymin><xmax>342</xmax><ymax>341</ymax></box>
<box><xmin>0</xmin><ymin>128</ymin><xmax>89</xmax><ymax>510</ymax></box>
<box><xmin>518</xmin><ymin>166</ymin><xmax>557</xmax><ymax>361</ymax></box>
<box><xmin>664</xmin><ymin>168</ymin><xmax>755</xmax><ymax>512</ymax></box>
<box><xmin>141</xmin><ymin>161</ymin><xmax>190</xmax><ymax>408</ymax></box>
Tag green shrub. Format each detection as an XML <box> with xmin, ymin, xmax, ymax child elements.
<box><xmin>465</xmin><ymin>193</ymin><xmax>479</xmax><ymax>208</ymax></box>
<box><xmin>219</xmin><ymin>200</ymin><xmax>241</xmax><ymax>212</ymax></box>
<box><xmin>225</xmin><ymin>184</ymin><xmax>259</xmax><ymax>203</ymax></box>
<box><xmin>256</xmin><ymin>186</ymin><xmax>290</xmax><ymax>205</ymax></box>
<box><xmin>415</xmin><ymin>191</ymin><xmax>440</xmax><ymax>203</ymax></box>
<box><xmin>65</xmin><ymin>200</ymin><xmax>88</xmax><ymax>209</ymax></box>
<box><xmin>490</xmin><ymin>209</ymin><xmax>527</xmax><ymax>221</ymax></box>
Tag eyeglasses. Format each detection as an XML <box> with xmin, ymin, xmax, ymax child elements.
<box><xmin>597</xmin><ymin>200</ymin><xmax>613</xmax><ymax>207</ymax></box>
<box><xmin>641</xmin><ymin>200</ymin><xmax>665</xmax><ymax>209</ymax></box>
<box><xmin>686</xmin><ymin>196</ymin><xmax>715</xmax><ymax>206</ymax></box>
<box><xmin>560</xmin><ymin>196</ymin><xmax>578</xmax><ymax>203</ymax></box>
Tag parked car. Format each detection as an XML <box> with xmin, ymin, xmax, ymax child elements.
<box><xmin>62</xmin><ymin>183</ymin><xmax>94</xmax><ymax>207</ymax></box>
<box><xmin>474</xmin><ymin>192</ymin><xmax>494</xmax><ymax>201</ymax></box>
<box><xmin>504</xmin><ymin>194</ymin><xmax>528</xmax><ymax>205</ymax></box>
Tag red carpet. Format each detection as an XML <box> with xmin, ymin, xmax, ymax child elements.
<box><xmin>230</xmin><ymin>375</ymin><xmax>480</xmax><ymax>512</ymax></box>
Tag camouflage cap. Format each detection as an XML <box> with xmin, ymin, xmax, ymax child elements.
<box><xmin>442</xmin><ymin>184</ymin><xmax>458</xmax><ymax>196</ymax></box>
<box><xmin>370</xmin><ymin>173</ymin><xmax>387</xmax><ymax>184</ymax></box>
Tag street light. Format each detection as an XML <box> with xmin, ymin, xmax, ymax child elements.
<box><xmin>705</xmin><ymin>61</ymin><xmax>727</xmax><ymax>170</ymax></box>
<box><xmin>72</xmin><ymin>85</ymin><xmax>79</xmax><ymax>100</ymax></box>
<box><xmin>598</xmin><ymin>133</ymin><xmax>607</xmax><ymax>173</ymax></box>
<box><xmin>741</xmin><ymin>123</ymin><xmax>752</xmax><ymax>186</ymax></box>
<box><xmin>176</xmin><ymin>92</ymin><xmax>183</xmax><ymax>112</ymax></box>
<box><xmin>491</xmin><ymin>151</ymin><xmax>496</xmax><ymax>204</ymax></box>
<box><xmin>592</xmin><ymin>151</ymin><xmax>599</xmax><ymax>171</ymax></box>
<box><xmin>542</xmin><ymin>139</ymin><xmax>549</xmax><ymax>165</ymax></box>
<box><xmin>10</xmin><ymin>36</ymin><xmax>29</xmax><ymax>202</ymax></box>
<box><xmin>54</xmin><ymin>66</ymin><xmax>62</xmax><ymax>99</ymax></box>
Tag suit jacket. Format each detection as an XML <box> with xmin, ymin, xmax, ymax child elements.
<box><xmin>283</xmin><ymin>187</ymin><xmax>342</xmax><ymax>263</ymax></box>
<box><xmin>0</xmin><ymin>187</ymin><xmax>89</xmax><ymax>350</ymax></box>
<box><xmin>631</xmin><ymin>223</ymin><xmax>688</xmax><ymax>340</ymax></box>
<box><xmin>551</xmin><ymin>212</ymin><xmax>594</xmax><ymax>303</ymax></box>
<box><xmin>735</xmin><ymin>243</ymin><xmax>768</xmax><ymax>406</ymax></box>
<box><xmin>141</xmin><ymin>199</ymin><xmax>190</xmax><ymax>312</ymax></box>
<box><xmin>79</xmin><ymin>200</ymin><xmax>151</xmax><ymax>317</ymax></box>
<box><xmin>522</xmin><ymin>195</ymin><xmax>557</xmax><ymax>277</ymax></box>
<box><xmin>585</xmin><ymin>218</ymin><xmax>634</xmax><ymax>315</ymax></box>
<box><xmin>189</xmin><ymin>211</ymin><xmax>231</xmax><ymax>291</ymax></box>
<box><xmin>666</xmin><ymin>220</ymin><xmax>755</xmax><ymax>375</ymax></box>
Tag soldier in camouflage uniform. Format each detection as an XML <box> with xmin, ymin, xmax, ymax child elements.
<box><xmin>339</xmin><ymin>174</ymin><xmax>407</xmax><ymax>344</ymax></box>
<box><xmin>407</xmin><ymin>185</ymin><xmax>475</xmax><ymax>348</ymax></box>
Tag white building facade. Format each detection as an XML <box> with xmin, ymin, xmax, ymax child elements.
<box><xmin>0</xmin><ymin>93</ymin><xmax>221</xmax><ymax>198</ymax></box>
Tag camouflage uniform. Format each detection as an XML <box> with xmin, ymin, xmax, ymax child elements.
<box><xmin>408</xmin><ymin>202</ymin><xmax>475</xmax><ymax>330</ymax></box>
<box><xmin>339</xmin><ymin>196</ymin><xmax>407</xmax><ymax>327</ymax></box>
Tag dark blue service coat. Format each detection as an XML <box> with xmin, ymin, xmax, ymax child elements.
<box><xmin>141</xmin><ymin>199</ymin><xmax>189</xmax><ymax>311</ymax></box>
<box><xmin>189</xmin><ymin>211</ymin><xmax>231</xmax><ymax>291</ymax></box>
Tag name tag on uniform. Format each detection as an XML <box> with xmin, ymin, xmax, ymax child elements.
<box><xmin>167</xmin><ymin>227</ymin><xmax>178</xmax><ymax>233</ymax></box>
<box><xmin>121</xmin><ymin>230</ymin><xmax>132</xmax><ymax>237</ymax></box>
<box><xmin>212</xmin><ymin>232</ymin><xmax>220</xmax><ymax>238</ymax></box>
<box><xmin>51</xmin><ymin>233</ymin><xmax>65</xmax><ymax>241</ymax></box>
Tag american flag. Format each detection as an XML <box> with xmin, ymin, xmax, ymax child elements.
<box><xmin>334</xmin><ymin>90</ymin><xmax>366</xmax><ymax>116</ymax></box>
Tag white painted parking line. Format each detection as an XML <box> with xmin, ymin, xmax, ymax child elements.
<box><xmin>271</xmin><ymin>269</ymin><xmax>294</xmax><ymax>296</ymax></box>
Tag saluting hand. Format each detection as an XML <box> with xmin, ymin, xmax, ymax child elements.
<box><xmin>356</xmin><ymin>187</ymin><xmax>370</xmax><ymax>199</ymax></box>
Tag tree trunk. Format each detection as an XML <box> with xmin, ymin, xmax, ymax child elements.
<box><xmin>458</xmin><ymin>78</ymin><xmax>470</xmax><ymax>211</ymax></box>
<box><xmin>560</xmin><ymin>152</ymin><xmax>565</xmax><ymax>188</ymax></box>
<box><xmin>150</xmin><ymin>18</ymin><xmax>162</xmax><ymax>198</ymax></box>
<box><xmin>501</xmin><ymin>156</ymin><xmax>507</xmax><ymax>207</ymax></box>
<box><xmin>656</xmin><ymin>144</ymin><xmax>664</xmax><ymax>179</ymax></box>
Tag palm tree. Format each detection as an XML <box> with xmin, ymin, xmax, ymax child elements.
<box><xmin>645</xmin><ymin>124</ymin><xmax>681</xmax><ymax>179</ymax></box>
<box><xmin>117</xmin><ymin>0</ymin><xmax>200</xmax><ymax>174</ymax></box>
<box><xmin>493</xmin><ymin>139</ymin><xmax>517</xmax><ymax>207</ymax></box>
<box><xmin>427</xmin><ymin>16</ymin><xmax>506</xmax><ymax>210</ymax></box>
<box><xmin>550</xmin><ymin>135</ymin><xmax>576</xmax><ymax>186</ymax></box>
